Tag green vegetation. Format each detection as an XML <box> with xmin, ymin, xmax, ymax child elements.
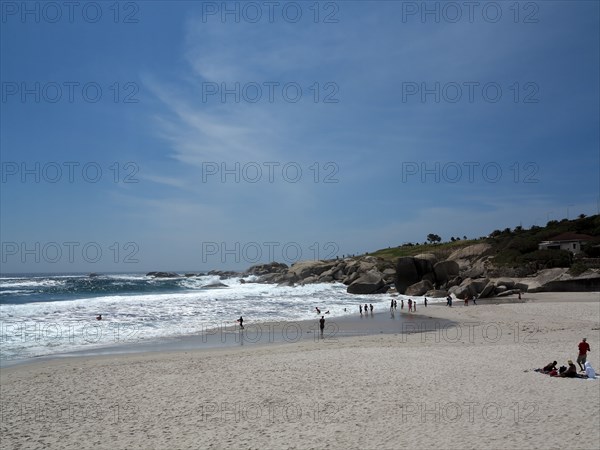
<box><xmin>368</xmin><ymin>214</ymin><xmax>600</xmax><ymax>272</ymax></box>
<box><xmin>368</xmin><ymin>239</ymin><xmax>479</xmax><ymax>261</ymax></box>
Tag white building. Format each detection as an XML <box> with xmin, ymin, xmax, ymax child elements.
<box><xmin>538</xmin><ymin>232</ymin><xmax>594</xmax><ymax>255</ymax></box>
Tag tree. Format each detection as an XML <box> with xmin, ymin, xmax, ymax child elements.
<box><xmin>578</xmin><ymin>214</ymin><xmax>586</xmax><ymax>219</ymax></box>
<box><xmin>450</xmin><ymin>237</ymin><xmax>456</xmax><ymax>242</ymax></box>
<box><xmin>427</xmin><ymin>233</ymin><xmax>442</xmax><ymax>244</ymax></box>
<box><xmin>463</xmin><ymin>235</ymin><xmax>467</xmax><ymax>240</ymax></box>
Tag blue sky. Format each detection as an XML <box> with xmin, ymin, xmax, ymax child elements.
<box><xmin>1</xmin><ymin>0</ymin><xmax>599</xmax><ymax>273</ymax></box>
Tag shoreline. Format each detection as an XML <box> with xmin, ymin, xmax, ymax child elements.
<box><xmin>2</xmin><ymin>291</ymin><xmax>598</xmax><ymax>370</ymax></box>
<box><xmin>1</xmin><ymin>304</ymin><xmax>456</xmax><ymax>369</ymax></box>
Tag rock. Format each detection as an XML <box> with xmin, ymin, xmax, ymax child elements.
<box><xmin>447</xmin><ymin>276</ymin><xmax>463</xmax><ymax>289</ymax></box>
<box><xmin>433</xmin><ymin>261</ymin><xmax>460</xmax><ymax>287</ymax></box>
<box><xmin>413</xmin><ymin>256</ymin><xmax>435</xmax><ymax>279</ymax></box>
<box><xmin>301</xmin><ymin>276</ymin><xmax>318</xmax><ymax>285</ymax></box>
<box><xmin>239</xmin><ymin>279</ymin><xmax>246</xmax><ymax>284</ymax></box>
<box><xmin>347</xmin><ymin>270</ymin><xmax>385</xmax><ymax>294</ymax></box>
<box><xmin>515</xmin><ymin>282</ymin><xmax>529</xmax><ymax>293</ymax></box>
<box><xmin>425</xmin><ymin>289</ymin><xmax>448</xmax><ymax>298</ymax></box>
<box><xmin>343</xmin><ymin>272</ymin><xmax>360</xmax><ymax>285</ymax></box>
<box><xmin>405</xmin><ymin>280</ymin><xmax>433</xmax><ymax>296</ymax></box>
<box><xmin>471</xmin><ymin>278</ymin><xmax>490</xmax><ymax>293</ymax></box>
<box><xmin>414</xmin><ymin>253</ymin><xmax>438</xmax><ymax>265</ymax></box>
<box><xmin>479</xmin><ymin>281</ymin><xmax>495</xmax><ymax>298</ymax></box>
<box><xmin>245</xmin><ymin>262</ymin><xmax>288</xmax><ymax>276</ymax></box>
<box><xmin>447</xmin><ymin>243</ymin><xmax>492</xmax><ymax>261</ymax></box>
<box><xmin>496</xmin><ymin>289</ymin><xmax>518</xmax><ymax>297</ymax></box>
<box><xmin>289</xmin><ymin>261</ymin><xmax>335</xmax><ymax>279</ymax></box>
<box><xmin>147</xmin><ymin>271</ymin><xmax>180</xmax><ymax>278</ymax></box>
<box><xmin>496</xmin><ymin>278</ymin><xmax>515</xmax><ymax>289</ymax></box>
<box><xmin>394</xmin><ymin>257</ymin><xmax>420</xmax><ymax>294</ymax></box>
<box><xmin>202</xmin><ymin>281</ymin><xmax>228</xmax><ymax>289</ymax></box>
<box><xmin>184</xmin><ymin>273</ymin><xmax>198</xmax><ymax>278</ymax></box>
<box><xmin>496</xmin><ymin>285</ymin><xmax>507</xmax><ymax>293</ymax></box>
<box><xmin>319</xmin><ymin>275</ymin><xmax>334</xmax><ymax>283</ymax></box>
<box><xmin>462</xmin><ymin>260</ymin><xmax>486</xmax><ymax>278</ymax></box>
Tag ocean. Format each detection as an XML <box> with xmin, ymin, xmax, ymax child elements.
<box><xmin>0</xmin><ymin>273</ymin><xmax>422</xmax><ymax>364</ymax></box>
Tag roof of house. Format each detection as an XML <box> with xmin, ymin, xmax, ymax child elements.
<box><xmin>545</xmin><ymin>232</ymin><xmax>594</xmax><ymax>242</ymax></box>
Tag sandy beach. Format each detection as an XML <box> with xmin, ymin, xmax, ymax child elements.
<box><xmin>1</xmin><ymin>292</ymin><xmax>599</xmax><ymax>450</ymax></box>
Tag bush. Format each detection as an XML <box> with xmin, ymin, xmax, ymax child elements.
<box><xmin>519</xmin><ymin>249</ymin><xmax>572</xmax><ymax>268</ymax></box>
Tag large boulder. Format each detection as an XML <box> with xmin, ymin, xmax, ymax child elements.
<box><xmin>425</xmin><ymin>289</ymin><xmax>448</xmax><ymax>298</ymax></box>
<box><xmin>413</xmin><ymin>257</ymin><xmax>435</xmax><ymax>279</ymax></box>
<box><xmin>147</xmin><ymin>271</ymin><xmax>180</xmax><ymax>278</ymax></box>
<box><xmin>347</xmin><ymin>270</ymin><xmax>385</xmax><ymax>294</ymax></box>
<box><xmin>394</xmin><ymin>257</ymin><xmax>420</xmax><ymax>294</ymax></box>
<box><xmin>405</xmin><ymin>280</ymin><xmax>433</xmax><ymax>296</ymax></box>
<box><xmin>495</xmin><ymin>278</ymin><xmax>516</xmax><ymax>290</ymax></box>
<box><xmin>433</xmin><ymin>261</ymin><xmax>460</xmax><ymax>287</ymax></box>
<box><xmin>479</xmin><ymin>281</ymin><xmax>496</xmax><ymax>298</ymax></box>
<box><xmin>289</xmin><ymin>260</ymin><xmax>335</xmax><ymax>279</ymax></box>
<box><xmin>245</xmin><ymin>262</ymin><xmax>288</xmax><ymax>276</ymax></box>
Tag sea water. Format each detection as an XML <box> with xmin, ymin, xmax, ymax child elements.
<box><xmin>1</xmin><ymin>273</ymin><xmax>430</xmax><ymax>363</ymax></box>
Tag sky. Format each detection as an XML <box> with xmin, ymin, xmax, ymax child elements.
<box><xmin>1</xmin><ymin>0</ymin><xmax>599</xmax><ymax>273</ymax></box>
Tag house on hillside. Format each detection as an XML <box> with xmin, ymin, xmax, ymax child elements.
<box><xmin>538</xmin><ymin>232</ymin><xmax>594</xmax><ymax>255</ymax></box>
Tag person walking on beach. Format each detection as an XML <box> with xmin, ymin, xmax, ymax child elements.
<box><xmin>237</xmin><ymin>316</ymin><xmax>244</xmax><ymax>329</ymax></box>
<box><xmin>364</xmin><ymin>303</ymin><xmax>368</xmax><ymax>314</ymax></box>
<box><xmin>390</xmin><ymin>299</ymin><xmax>394</xmax><ymax>311</ymax></box>
<box><xmin>424</xmin><ymin>298</ymin><xmax>428</xmax><ymax>307</ymax></box>
<box><xmin>369</xmin><ymin>304</ymin><xmax>373</xmax><ymax>313</ymax></box>
<box><xmin>577</xmin><ymin>338</ymin><xmax>591</xmax><ymax>371</ymax></box>
<box><xmin>319</xmin><ymin>316</ymin><xmax>325</xmax><ymax>338</ymax></box>
<box><xmin>401</xmin><ymin>299</ymin><xmax>404</xmax><ymax>310</ymax></box>
<box><xmin>394</xmin><ymin>299</ymin><xmax>397</xmax><ymax>309</ymax></box>
<box><xmin>359</xmin><ymin>304</ymin><xmax>363</xmax><ymax>315</ymax></box>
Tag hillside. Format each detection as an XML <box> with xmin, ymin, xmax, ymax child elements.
<box><xmin>368</xmin><ymin>214</ymin><xmax>600</xmax><ymax>274</ymax></box>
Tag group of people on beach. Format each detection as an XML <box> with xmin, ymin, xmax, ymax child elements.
<box><xmin>536</xmin><ymin>338</ymin><xmax>596</xmax><ymax>379</ymax></box>
<box><xmin>388</xmin><ymin>298</ymin><xmax>422</xmax><ymax>312</ymax></box>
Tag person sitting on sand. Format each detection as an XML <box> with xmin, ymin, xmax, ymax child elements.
<box><xmin>543</xmin><ymin>361</ymin><xmax>558</xmax><ymax>373</ymax></box>
<box><xmin>560</xmin><ymin>360</ymin><xmax>578</xmax><ymax>378</ymax></box>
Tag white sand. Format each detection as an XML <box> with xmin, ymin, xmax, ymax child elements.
<box><xmin>1</xmin><ymin>292</ymin><xmax>599</xmax><ymax>449</ymax></box>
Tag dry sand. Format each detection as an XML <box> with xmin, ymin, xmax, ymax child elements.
<box><xmin>1</xmin><ymin>292</ymin><xmax>599</xmax><ymax>449</ymax></box>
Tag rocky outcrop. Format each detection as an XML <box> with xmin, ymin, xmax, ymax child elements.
<box><xmin>425</xmin><ymin>289</ymin><xmax>448</xmax><ymax>298</ymax></box>
<box><xmin>347</xmin><ymin>270</ymin><xmax>387</xmax><ymax>294</ymax></box>
<box><xmin>147</xmin><ymin>271</ymin><xmax>180</xmax><ymax>278</ymax></box>
<box><xmin>245</xmin><ymin>262</ymin><xmax>288</xmax><ymax>276</ymax></box>
<box><xmin>394</xmin><ymin>257</ymin><xmax>421</xmax><ymax>294</ymax></box>
<box><xmin>405</xmin><ymin>280</ymin><xmax>433</xmax><ymax>296</ymax></box>
<box><xmin>433</xmin><ymin>261</ymin><xmax>460</xmax><ymax>286</ymax></box>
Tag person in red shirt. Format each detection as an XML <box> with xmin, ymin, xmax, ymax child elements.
<box><xmin>577</xmin><ymin>338</ymin><xmax>591</xmax><ymax>371</ymax></box>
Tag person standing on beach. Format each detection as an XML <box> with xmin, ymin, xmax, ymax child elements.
<box><xmin>413</xmin><ymin>300</ymin><xmax>416</xmax><ymax>312</ymax></box>
<box><xmin>407</xmin><ymin>299</ymin><xmax>412</xmax><ymax>312</ymax></box>
<box><xmin>359</xmin><ymin>304</ymin><xmax>363</xmax><ymax>315</ymax></box>
<box><xmin>394</xmin><ymin>299</ymin><xmax>397</xmax><ymax>309</ymax></box>
<box><xmin>390</xmin><ymin>299</ymin><xmax>394</xmax><ymax>311</ymax></box>
<box><xmin>319</xmin><ymin>316</ymin><xmax>325</xmax><ymax>338</ymax></box>
<box><xmin>238</xmin><ymin>316</ymin><xmax>244</xmax><ymax>329</ymax></box>
<box><xmin>370</xmin><ymin>304</ymin><xmax>373</xmax><ymax>313</ymax></box>
<box><xmin>401</xmin><ymin>299</ymin><xmax>404</xmax><ymax>310</ymax></box>
<box><xmin>577</xmin><ymin>338</ymin><xmax>591</xmax><ymax>371</ymax></box>
<box><xmin>424</xmin><ymin>298</ymin><xmax>428</xmax><ymax>307</ymax></box>
<box><xmin>364</xmin><ymin>303</ymin><xmax>368</xmax><ymax>314</ymax></box>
